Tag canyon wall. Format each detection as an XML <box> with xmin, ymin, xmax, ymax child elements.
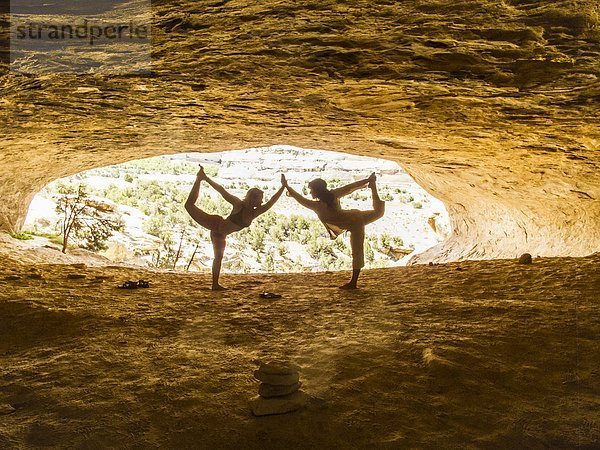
<box><xmin>1</xmin><ymin>0</ymin><xmax>599</xmax><ymax>262</ymax></box>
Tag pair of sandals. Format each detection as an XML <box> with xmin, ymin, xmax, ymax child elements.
<box><xmin>118</xmin><ymin>279</ymin><xmax>150</xmax><ymax>289</ymax></box>
<box><xmin>259</xmin><ymin>292</ymin><xmax>282</xmax><ymax>299</ymax></box>
<box><xmin>118</xmin><ymin>281</ymin><xmax>278</xmax><ymax>298</ymax></box>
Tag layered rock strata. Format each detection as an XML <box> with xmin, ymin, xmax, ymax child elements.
<box><xmin>1</xmin><ymin>1</ymin><xmax>599</xmax><ymax>262</ymax></box>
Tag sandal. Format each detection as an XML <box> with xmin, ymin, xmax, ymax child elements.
<box><xmin>118</xmin><ymin>280</ymin><xmax>139</xmax><ymax>289</ymax></box>
<box><xmin>259</xmin><ymin>292</ymin><xmax>282</xmax><ymax>299</ymax></box>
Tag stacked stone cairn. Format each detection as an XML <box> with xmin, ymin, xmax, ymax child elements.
<box><xmin>249</xmin><ymin>362</ymin><xmax>307</xmax><ymax>416</ymax></box>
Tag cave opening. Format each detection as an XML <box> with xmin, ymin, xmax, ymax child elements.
<box><xmin>20</xmin><ymin>145</ymin><xmax>449</xmax><ymax>272</ymax></box>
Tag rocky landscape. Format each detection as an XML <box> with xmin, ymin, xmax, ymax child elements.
<box><xmin>22</xmin><ymin>147</ymin><xmax>448</xmax><ymax>271</ymax></box>
<box><xmin>1</xmin><ymin>0</ymin><xmax>599</xmax><ymax>263</ymax></box>
<box><xmin>1</xmin><ymin>0</ymin><xmax>599</xmax><ymax>448</ymax></box>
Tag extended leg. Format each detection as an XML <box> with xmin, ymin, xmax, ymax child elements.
<box><xmin>340</xmin><ymin>226</ymin><xmax>365</xmax><ymax>289</ymax></box>
<box><xmin>185</xmin><ymin>171</ymin><xmax>223</xmax><ymax>231</ymax></box>
<box><xmin>210</xmin><ymin>231</ymin><xmax>227</xmax><ymax>291</ymax></box>
<box><xmin>358</xmin><ymin>176</ymin><xmax>386</xmax><ymax>226</ymax></box>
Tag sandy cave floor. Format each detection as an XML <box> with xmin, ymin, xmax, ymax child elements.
<box><xmin>0</xmin><ymin>254</ymin><xmax>598</xmax><ymax>449</ymax></box>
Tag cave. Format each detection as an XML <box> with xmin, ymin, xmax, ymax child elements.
<box><xmin>0</xmin><ymin>0</ymin><xmax>599</xmax><ymax>448</ymax></box>
<box><xmin>22</xmin><ymin>146</ymin><xmax>450</xmax><ymax>270</ymax></box>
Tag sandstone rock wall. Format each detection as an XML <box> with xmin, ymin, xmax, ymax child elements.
<box><xmin>1</xmin><ymin>0</ymin><xmax>599</xmax><ymax>262</ymax></box>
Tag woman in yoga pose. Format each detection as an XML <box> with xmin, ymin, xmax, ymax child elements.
<box><xmin>282</xmin><ymin>172</ymin><xmax>385</xmax><ymax>289</ymax></box>
<box><xmin>185</xmin><ymin>166</ymin><xmax>285</xmax><ymax>290</ymax></box>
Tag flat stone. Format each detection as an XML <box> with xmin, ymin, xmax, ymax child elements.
<box><xmin>257</xmin><ymin>361</ymin><xmax>300</xmax><ymax>375</ymax></box>
<box><xmin>254</xmin><ymin>370</ymin><xmax>299</xmax><ymax>386</ymax></box>
<box><xmin>0</xmin><ymin>404</ymin><xmax>15</xmax><ymax>415</ymax></box>
<box><xmin>259</xmin><ymin>381</ymin><xmax>302</xmax><ymax>398</ymax></box>
<box><xmin>249</xmin><ymin>391</ymin><xmax>307</xmax><ymax>416</ymax></box>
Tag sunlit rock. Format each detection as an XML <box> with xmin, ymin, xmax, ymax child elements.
<box><xmin>0</xmin><ymin>1</ymin><xmax>598</xmax><ymax>263</ymax></box>
<box><xmin>518</xmin><ymin>253</ymin><xmax>533</xmax><ymax>264</ymax></box>
<box><xmin>0</xmin><ymin>404</ymin><xmax>16</xmax><ymax>415</ymax></box>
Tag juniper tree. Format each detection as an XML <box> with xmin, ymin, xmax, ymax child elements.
<box><xmin>55</xmin><ymin>183</ymin><xmax>123</xmax><ymax>253</ymax></box>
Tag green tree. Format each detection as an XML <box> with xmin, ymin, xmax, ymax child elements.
<box><xmin>55</xmin><ymin>183</ymin><xmax>123</xmax><ymax>253</ymax></box>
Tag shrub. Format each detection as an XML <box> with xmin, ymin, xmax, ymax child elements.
<box><xmin>392</xmin><ymin>236</ymin><xmax>404</xmax><ymax>247</ymax></box>
<box><xmin>204</xmin><ymin>165</ymin><xmax>219</xmax><ymax>177</ymax></box>
<box><xmin>350</xmin><ymin>192</ymin><xmax>367</xmax><ymax>201</ymax></box>
<box><xmin>327</xmin><ymin>178</ymin><xmax>343</xmax><ymax>189</ymax></box>
<box><xmin>277</xmin><ymin>243</ymin><xmax>288</xmax><ymax>257</ymax></box>
<box><xmin>365</xmin><ymin>241</ymin><xmax>375</xmax><ymax>263</ymax></box>
<box><xmin>271</xmin><ymin>218</ymin><xmax>290</xmax><ymax>241</ymax></box>
<box><xmin>11</xmin><ymin>231</ymin><xmax>34</xmax><ymax>240</ymax></box>
<box><xmin>333</xmin><ymin>237</ymin><xmax>349</xmax><ymax>254</ymax></box>
<box><xmin>378</xmin><ymin>233</ymin><xmax>391</xmax><ymax>249</ymax></box>
<box><xmin>261</xmin><ymin>253</ymin><xmax>275</xmax><ymax>272</ymax></box>
<box><xmin>247</xmin><ymin>228</ymin><xmax>266</xmax><ymax>254</ymax></box>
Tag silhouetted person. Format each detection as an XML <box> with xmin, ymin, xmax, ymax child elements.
<box><xmin>185</xmin><ymin>167</ymin><xmax>285</xmax><ymax>290</ymax></box>
<box><xmin>282</xmin><ymin>173</ymin><xmax>385</xmax><ymax>289</ymax></box>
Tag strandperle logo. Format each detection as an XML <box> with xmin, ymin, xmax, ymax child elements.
<box><xmin>10</xmin><ymin>0</ymin><xmax>151</xmax><ymax>74</ymax></box>
<box><xmin>15</xmin><ymin>20</ymin><xmax>149</xmax><ymax>46</ymax></box>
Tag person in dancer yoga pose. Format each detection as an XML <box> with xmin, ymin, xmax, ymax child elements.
<box><xmin>185</xmin><ymin>166</ymin><xmax>285</xmax><ymax>290</ymax></box>
<box><xmin>282</xmin><ymin>172</ymin><xmax>385</xmax><ymax>289</ymax></box>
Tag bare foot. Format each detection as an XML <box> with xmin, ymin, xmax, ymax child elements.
<box><xmin>212</xmin><ymin>284</ymin><xmax>227</xmax><ymax>291</ymax></box>
<box><xmin>339</xmin><ymin>282</ymin><xmax>358</xmax><ymax>290</ymax></box>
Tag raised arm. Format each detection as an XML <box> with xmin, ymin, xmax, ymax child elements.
<box><xmin>200</xmin><ymin>167</ymin><xmax>241</xmax><ymax>205</ymax></box>
<box><xmin>331</xmin><ymin>175</ymin><xmax>372</xmax><ymax>198</ymax></box>
<box><xmin>282</xmin><ymin>176</ymin><xmax>320</xmax><ymax>211</ymax></box>
<box><xmin>255</xmin><ymin>181</ymin><xmax>285</xmax><ymax>216</ymax></box>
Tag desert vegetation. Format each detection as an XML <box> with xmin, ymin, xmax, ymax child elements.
<box><xmin>23</xmin><ymin>149</ymin><xmax>448</xmax><ymax>273</ymax></box>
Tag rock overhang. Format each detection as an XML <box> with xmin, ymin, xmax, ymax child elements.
<box><xmin>0</xmin><ymin>0</ymin><xmax>598</xmax><ymax>262</ymax></box>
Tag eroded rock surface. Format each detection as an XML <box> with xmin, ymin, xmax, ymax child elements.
<box><xmin>1</xmin><ymin>1</ymin><xmax>599</xmax><ymax>262</ymax></box>
<box><xmin>0</xmin><ymin>254</ymin><xmax>598</xmax><ymax>446</ymax></box>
